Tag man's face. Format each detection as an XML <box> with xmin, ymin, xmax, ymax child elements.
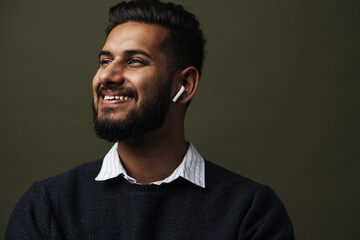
<box><xmin>92</xmin><ymin>22</ymin><xmax>175</xmax><ymax>142</ymax></box>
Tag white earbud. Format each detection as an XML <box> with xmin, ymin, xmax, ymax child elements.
<box><xmin>172</xmin><ymin>85</ymin><xmax>185</xmax><ymax>103</ymax></box>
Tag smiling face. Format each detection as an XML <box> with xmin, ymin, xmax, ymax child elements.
<box><xmin>92</xmin><ymin>22</ymin><xmax>177</xmax><ymax>142</ymax></box>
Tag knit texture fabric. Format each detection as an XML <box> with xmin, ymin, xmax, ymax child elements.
<box><xmin>5</xmin><ymin>160</ymin><xmax>294</xmax><ymax>239</ymax></box>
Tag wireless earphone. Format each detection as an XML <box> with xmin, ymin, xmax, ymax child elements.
<box><xmin>172</xmin><ymin>85</ymin><xmax>185</xmax><ymax>103</ymax></box>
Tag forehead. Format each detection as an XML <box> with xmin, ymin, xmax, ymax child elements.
<box><xmin>103</xmin><ymin>21</ymin><xmax>169</xmax><ymax>54</ymax></box>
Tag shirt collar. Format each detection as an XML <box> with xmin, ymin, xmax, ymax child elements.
<box><xmin>95</xmin><ymin>142</ymin><xmax>205</xmax><ymax>188</ymax></box>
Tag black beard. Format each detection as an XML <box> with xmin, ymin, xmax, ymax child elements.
<box><xmin>92</xmin><ymin>81</ymin><xmax>172</xmax><ymax>142</ymax></box>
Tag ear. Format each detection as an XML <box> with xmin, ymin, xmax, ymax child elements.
<box><xmin>175</xmin><ymin>66</ymin><xmax>200</xmax><ymax>104</ymax></box>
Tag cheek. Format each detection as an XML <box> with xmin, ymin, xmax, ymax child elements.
<box><xmin>92</xmin><ymin>70</ymin><xmax>101</xmax><ymax>97</ymax></box>
<box><xmin>132</xmin><ymin>71</ymin><xmax>163</xmax><ymax>90</ymax></box>
<box><xmin>124</xmin><ymin>71</ymin><xmax>156</xmax><ymax>99</ymax></box>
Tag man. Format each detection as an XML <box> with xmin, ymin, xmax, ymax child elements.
<box><xmin>6</xmin><ymin>0</ymin><xmax>294</xmax><ymax>239</ymax></box>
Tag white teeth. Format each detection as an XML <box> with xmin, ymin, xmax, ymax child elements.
<box><xmin>104</xmin><ymin>96</ymin><xmax>114</xmax><ymax>100</ymax></box>
<box><xmin>104</xmin><ymin>95</ymin><xmax>132</xmax><ymax>101</ymax></box>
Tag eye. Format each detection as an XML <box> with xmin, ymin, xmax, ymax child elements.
<box><xmin>127</xmin><ymin>58</ymin><xmax>147</xmax><ymax>66</ymax></box>
<box><xmin>99</xmin><ymin>59</ymin><xmax>112</xmax><ymax>67</ymax></box>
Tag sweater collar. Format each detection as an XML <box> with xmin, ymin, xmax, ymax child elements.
<box><xmin>95</xmin><ymin>142</ymin><xmax>205</xmax><ymax>188</ymax></box>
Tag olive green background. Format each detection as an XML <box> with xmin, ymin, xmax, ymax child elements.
<box><xmin>1</xmin><ymin>0</ymin><xmax>359</xmax><ymax>239</ymax></box>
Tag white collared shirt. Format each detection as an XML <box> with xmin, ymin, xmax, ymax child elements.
<box><xmin>95</xmin><ymin>142</ymin><xmax>205</xmax><ymax>188</ymax></box>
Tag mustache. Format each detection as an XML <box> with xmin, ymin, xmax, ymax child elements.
<box><xmin>97</xmin><ymin>86</ymin><xmax>139</xmax><ymax>100</ymax></box>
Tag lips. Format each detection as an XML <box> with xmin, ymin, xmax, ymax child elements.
<box><xmin>97</xmin><ymin>87</ymin><xmax>138</xmax><ymax>105</ymax></box>
<box><xmin>100</xmin><ymin>93</ymin><xmax>133</xmax><ymax>105</ymax></box>
<box><xmin>103</xmin><ymin>95</ymin><xmax>132</xmax><ymax>101</ymax></box>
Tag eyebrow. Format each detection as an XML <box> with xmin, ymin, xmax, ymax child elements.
<box><xmin>98</xmin><ymin>49</ymin><xmax>153</xmax><ymax>60</ymax></box>
<box><xmin>98</xmin><ymin>50</ymin><xmax>111</xmax><ymax>60</ymax></box>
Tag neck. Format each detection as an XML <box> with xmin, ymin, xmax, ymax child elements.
<box><xmin>117</xmin><ymin>118</ymin><xmax>187</xmax><ymax>184</ymax></box>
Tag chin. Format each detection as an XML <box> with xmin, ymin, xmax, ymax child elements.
<box><xmin>98</xmin><ymin>113</ymin><xmax>127</xmax><ymax>122</ymax></box>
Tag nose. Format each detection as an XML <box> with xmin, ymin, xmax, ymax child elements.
<box><xmin>98</xmin><ymin>61</ymin><xmax>125</xmax><ymax>87</ymax></box>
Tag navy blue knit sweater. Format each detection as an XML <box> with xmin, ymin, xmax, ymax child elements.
<box><xmin>5</xmin><ymin>160</ymin><xmax>294</xmax><ymax>239</ymax></box>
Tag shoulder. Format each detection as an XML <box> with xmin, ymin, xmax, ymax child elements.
<box><xmin>42</xmin><ymin>159</ymin><xmax>102</xmax><ymax>182</ymax></box>
<box><xmin>5</xmin><ymin>159</ymin><xmax>104</xmax><ymax>239</ymax></box>
<box><xmin>31</xmin><ymin>159</ymin><xmax>103</xmax><ymax>195</ymax></box>
<box><xmin>204</xmin><ymin>160</ymin><xmax>283</xmax><ymax>207</ymax></box>
<box><xmin>205</xmin><ymin>160</ymin><xmax>263</xmax><ymax>191</ymax></box>
<box><xmin>205</xmin><ymin>160</ymin><xmax>294</xmax><ymax>238</ymax></box>
<box><xmin>14</xmin><ymin>159</ymin><xmax>104</xmax><ymax>215</ymax></box>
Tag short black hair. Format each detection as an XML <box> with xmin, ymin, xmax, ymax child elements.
<box><xmin>106</xmin><ymin>0</ymin><xmax>206</xmax><ymax>76</ymax></box>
